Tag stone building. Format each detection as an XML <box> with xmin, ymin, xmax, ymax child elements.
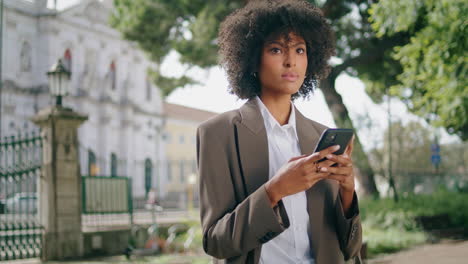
<box><xmin>162</xmin><ymin>102</ymin><xmax>216</xmax><ymax>208</ymax></box>
<box><xmin>1</xmin><ymin>0</ymin><xmax>167</xmax><ymax>199</ymax></box>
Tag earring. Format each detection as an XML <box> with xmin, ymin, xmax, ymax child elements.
<box><xmin>252</xmin><ymin>72</ymin><xmax>257</xmax><ymax>78</ymax></box>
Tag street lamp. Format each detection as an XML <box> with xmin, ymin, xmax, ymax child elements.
<box><xmin>47</xmin><ymin>59</ymin><xmax>70</xmax><ymax>106</ymax></box>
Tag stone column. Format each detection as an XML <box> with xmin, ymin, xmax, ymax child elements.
<box><xmin>31</xmin><ymin>105</ymin><xmax>88</xmax><ymax>261</ymax></box>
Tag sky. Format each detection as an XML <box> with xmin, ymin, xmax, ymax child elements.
<box><xmin>52</xmin><ymin>0</ymin><xmax>459</xmax><ymax>152</ymax></box>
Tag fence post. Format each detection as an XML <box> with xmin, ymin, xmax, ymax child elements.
<box><xmin>31</xmin><ymin>105</ymin><xmax>88</xmax><ymax>261</ymax></box>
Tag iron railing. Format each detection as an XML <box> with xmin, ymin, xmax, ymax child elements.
<box><xmin>0</xmin><ymin>133</ymin><xmax>43</xmax><ymax>261</ymax></box>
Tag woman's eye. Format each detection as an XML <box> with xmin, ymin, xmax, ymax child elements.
<box><xmin>297</xmin><ymin>48</ymin><xmax>305</xmax><ymax>54</ymax></box>
<box><xmin>270</xmin><ymin>48</ymin><xmax>281</xmax><ymax>54</ymax></box>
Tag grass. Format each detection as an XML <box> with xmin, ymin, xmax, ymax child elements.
<box><xmin>360</xmin><ymin>189</ymin><xmax>468</xmax><ymax>257</ymax></box>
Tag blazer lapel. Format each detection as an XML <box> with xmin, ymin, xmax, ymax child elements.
<box><xmin>296</xmin><ymin>108</ymin><xmax>326</xmax><ymax>258</ymax></box>
<box><xmin>236</xmin><ymin>99</ymin><xmax>270</xmax><ymax>195</ymax></box>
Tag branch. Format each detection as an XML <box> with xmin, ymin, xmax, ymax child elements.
<box><xmin>332</xmin><ymin>32</ymin><xmax>409</xmax><ymax>77</ymax></box>
<box><xmin>321</xmin><ymin>0</ymin><xmax>343</xmax><ymax>17</ymax></box>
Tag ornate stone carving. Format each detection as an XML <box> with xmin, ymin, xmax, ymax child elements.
<box><xmin>83</xmin><ymin>2</ymin><xmax>109</xmax><ymax>25</ymax></box>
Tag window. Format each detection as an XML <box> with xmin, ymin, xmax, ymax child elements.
<box><xmin>146</xmin><ymin>77</ymin><xmax>152</xmax><ymax>101</ymax></box>
<box><xmin>88</xmin><ymin>150</ymin><xmax>97</xmax><ymax>176</ymax></box>
<box><xmin>20</xmin><ymin>42</ymin><xmax>32</xmax><ymax>72</ymax></box>
<box><xmin>145</xmin><ymin>158</ymin><xmax>153</xmax><ymax>196</ymax></box>
<box><xmin>63</xmin><ymin>49</ymin><xmax>72</xmax><ymax>72</ymax></box>
<box><xmin>192</xmin><ymin>160</ymin><xmax>197</xmax><ymax>175</ymax></box>
<box><xmin>179</xmin><ymin>135</ymin><xmax>185</xmax><ymax>144</ymax></box>
<box><xmin>167</xmin><ymin>161</ymin><xmax>172</xmax><ymax>181</ymax></box>
<box><xmin>180</xmin><ymin>160</ymin><xmax>185</xmax><ymax>183</ymax></box>
<box><xmin>109</xmin><ymin>61</ymin><xmax>116</xmax><ymax>90</ymax></box>
<box><xmin>163</xmin><ymin>133</ymin><xmax>171</xmax><ymax>143</ymax></box>
<box><xmin>110</xmin><ymin>153</ymin><xmax>117</xmax><ymax>177</ymax></box>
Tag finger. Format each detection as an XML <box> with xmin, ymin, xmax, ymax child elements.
<box><xmin>318</xmin><ymin>159</ymin><xmax>336</xmax><ymax>168</ymax></box>
<box><xmin>289</xmin><ymin>154</ymin><xmax>307</xmax><ymax>162</ymax></box>
<box><xmin>325</xmin><ymin>154</ymin><xmax>352</xmax><ymax>167</ymax></box>
<box><xmin>345</xmin><ymin>135</ymin><xmax>355</xmax><ymax>156</ymax></box>
<box><xmin>320</xmin><ymin>166</ymin><xmax>352</xmax><ymax>175</ymax></box>
<box><xmin>306</xmin><ymin>145</ymin><xmax>340</xmax><ymax>163</ymax></box>
<box><xmin>304</xmin><ymin>153</ymin><xmax>337</xmax><ymax>173</ymax></box>
<box><xmin>327</xmin><ymin>174</ymin><xmax>348</xmax><ymax>183</ymax></box>
<box><xmin>311</xmin><ymin>172</ymin><xmax>329</xmax><ymax>178</ymax></box>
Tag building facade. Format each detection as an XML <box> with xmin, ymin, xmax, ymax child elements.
<box><xmin>1</xmin><ymin>0</ymin><xmax>166</xmax><ymax>199</ymax></box>
<box><xmin>162</xmin><ymin>102</ymin><xmax>216</xmax><ymax>208</ymax></box>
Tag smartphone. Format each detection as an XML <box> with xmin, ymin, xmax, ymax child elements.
<box><xmin>314</xmin><ymin>128</ymin><xmax>354</xmax><ymax>162</ymax></box>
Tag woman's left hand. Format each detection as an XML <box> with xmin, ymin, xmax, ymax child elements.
<box><xmin>319</xmin><ymin>136</ymin><xmax>355</xmax><ymax>194</ymax></box>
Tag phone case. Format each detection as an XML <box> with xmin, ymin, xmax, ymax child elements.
<box><xmin>314</xmin><ymin>128</ymin><xmax>354</xmax><ymax>155</ymax></box>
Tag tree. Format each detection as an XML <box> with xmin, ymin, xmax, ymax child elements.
<box><xmin>368</xmin><ymin>0</ymin><xmax>468</xmax><ymax>140</ymax></box>
<box><xmin>110</xmin><ymin>0</ymin><xmax>402</xmax><ymax>197</ymax></box>
<box><xmin>369</xmin><ymin>120</ymin><xmax>468</xmax><ymax>195</ymax></box>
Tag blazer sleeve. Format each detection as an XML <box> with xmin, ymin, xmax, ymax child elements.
<box><xmin>197</xmin><ymin>125</ymin><xmax>290</xmax><ymax>260</ymax></box>
<box><xmin>334</xmin><ymin>191</ymin><xmax>362</xmax><ymax>260</ymax></box>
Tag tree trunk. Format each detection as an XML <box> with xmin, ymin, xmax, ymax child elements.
<box><xmin>320</xmin><ymin>70</ymin><xmax>380</xmax><ymax>198</ymax></box>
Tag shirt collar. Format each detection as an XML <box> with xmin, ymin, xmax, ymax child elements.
<box><xmin>255</xmin><ymin>96</ymin><xmax>298</xmax><ymax>140</ymax></box>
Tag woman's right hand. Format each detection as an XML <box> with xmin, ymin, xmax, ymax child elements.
<box><xmin>265</xmin><ymin>145</ymin><xmax>340</xmax><ymax>207</ymax></box>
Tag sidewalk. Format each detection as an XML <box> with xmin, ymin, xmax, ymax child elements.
<box><xmin>367</xmin><ymin>239</ymin><xmax>468</xmax><ymax>264</ymax></box>
<box><xmin>3</xmin><ymin>253</ymin><xmax>211</xmax><ymax>264</ymax></box>
<box><xmin>5</xmin><ymin>240</ymin><xmax>467</xmax><ymax>264</ymax></box>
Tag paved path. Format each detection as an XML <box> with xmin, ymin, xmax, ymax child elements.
<box><xmin>367</xmin><ymin>239</ymin><xmax>468</xmax><ymax>264</ymax></box>
<box><xmin>4</xmin><ymin>240</ymin><xmax>467</xmax><ymax>264</ymax></box>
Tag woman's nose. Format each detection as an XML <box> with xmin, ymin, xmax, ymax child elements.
<box><xmin>283</xmin><ymin>51</ymin><xmax>296</xmax><ymax>68</ymax></box>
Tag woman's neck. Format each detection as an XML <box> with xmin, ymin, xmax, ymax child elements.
<box><xmin>259</xmin><ymin>94</ymin><xmax>292</xmax><ymax>126</ymax></box>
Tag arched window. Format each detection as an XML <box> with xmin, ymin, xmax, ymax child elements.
<box><xmin>20</xmin><ymin>42</ymin><xmax>32</xmax><ymax>72</ymax></box>
<box><xmin>110</xmin><ymin>153</ymin><xmax>117</xmax><ymax>177</ymax></box>
<box><xmin>144</xmin><ymin>158</ymin><xmax>153</xmax><ymax>196</ymax></box>
<box><xmin>110</xmin><ymin>61</ymin><xmax>116</xmax><ymax>90</ymax></box>
<box><xmin>63</xmin><ymin>49</ymin><xmax>72</xmax><ymax>72</ymax></box>
<box><xmin>88</xmin><ymin>150</ymin><xmax>97</xmax><ymax>176</ymax></box>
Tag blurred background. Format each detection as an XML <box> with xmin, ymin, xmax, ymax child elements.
<box><xmin>0</xmin><ymin>0</ymin><xmax>466</xmax><ymax>263</ymax></box>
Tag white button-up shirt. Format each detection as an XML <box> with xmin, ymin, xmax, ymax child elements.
<box><xmin>256</xmin><ymin>97</ymin><xmax>315</xmax><ymax>264</ymax></box>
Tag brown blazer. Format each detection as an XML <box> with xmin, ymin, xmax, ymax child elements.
<box><xmin>197</xmin><ymin>99</ymin><xmax>362</xmax><ymax>264</ymax></box>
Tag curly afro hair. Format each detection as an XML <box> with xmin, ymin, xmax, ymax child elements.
<box><xmin>218</xmin><ymin>0</ymin><xmax>335</xmax><ymax>100</ymax></box>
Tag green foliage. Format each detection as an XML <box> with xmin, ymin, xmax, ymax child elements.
<box><xmin>363</xmin><ymin>226</ymin><xmax>427</xmax><ymax>257</ymax></box>
<box><xmin>111</xmin><ymin>0</ymin><xmax>243</xmax><ymax>93</ymax></box>
<box><xmin>110</xmin><ymin>1</ymin><xmax>400</xmax><ymax>95</ymax></box>
<box><xmin>361</xmin><ymin>190</ymin><xmax>468</xmax><ymax>256</ymax></box>
<box><xmin>148</xmin><ymin>69</ymin><xmax>198</xmax><ymax>97</ymax></box>
<box><xmin>369</xmin><ymin>0</ymin><xmax>468</xmax><ymax>140</ymax></box>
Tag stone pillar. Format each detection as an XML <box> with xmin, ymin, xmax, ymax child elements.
<box><xmin>31</xmin><ymin>105</ymin><xmax>88</xmax><ymax>261</ymax></box>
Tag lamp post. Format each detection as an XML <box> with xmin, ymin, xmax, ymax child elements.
<box><xmin>47</xmin><ymin>59</ymin><xmax>70</xmax><ymax>107</ymax></box>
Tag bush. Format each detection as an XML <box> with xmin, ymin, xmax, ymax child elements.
<box><xmin>360</xmin><ymin>190</ymin><xmax>468</xmax><ymax>257</ymax></box>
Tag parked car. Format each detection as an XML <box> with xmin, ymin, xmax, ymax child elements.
<box><xmin>5</xmin><ymin>193</ymin><xmax>37</xmax><ymax>214</ymax></box>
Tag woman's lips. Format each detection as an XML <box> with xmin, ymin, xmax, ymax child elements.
<box><xmin>281</xmin><ymin>73</ymin><xmax>299</xmax><ymax>82</ymax></box>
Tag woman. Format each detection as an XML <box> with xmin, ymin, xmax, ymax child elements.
<box><xmin>197</xmin><ymin>1</ymin><xmax>362</xmax><ymax>263</ymax></box>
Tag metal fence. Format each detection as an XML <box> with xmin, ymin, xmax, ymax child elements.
<box><xmin>81</xmin><ymin>176</ymin><xmax>133</xmax><ymax>231</ymax></box>
<box><xmin>393</xmin><ymin>170</ymin><xmax>468</xmax><ymax>194</ymax></box>
<box><xmin>375</xmin><ymin>167</ymin><xmax>468</xmax><ymax>197</ymax></box>
<box><xmin>0</xmin><ymin>133</ymin><xmax>43</xmax><ymax>261</ymax></box>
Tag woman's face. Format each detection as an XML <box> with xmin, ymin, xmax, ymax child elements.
<box><xmin>258</xmin><ymin>32</ymin><xmax>308</xmax><ymax>98</ymax></box>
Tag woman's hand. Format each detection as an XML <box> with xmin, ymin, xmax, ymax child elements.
<box><xmin>321</xmin><ymin>136</ymin><xmax>356</xmax><ymax>215</ymax></box>
<box><xmin>265</xmin><ymin>145</ymin><xmax>339</xmax><ymax>207</ymax></box>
